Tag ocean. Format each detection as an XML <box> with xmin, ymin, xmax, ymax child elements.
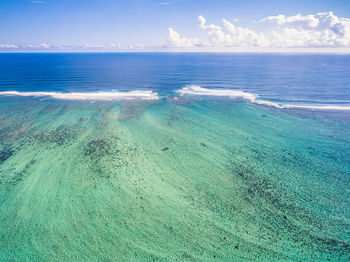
<box><xmin>0</xmin><ymin>53</ymin><xmax>349</xmax><ymax>261</ymax></box>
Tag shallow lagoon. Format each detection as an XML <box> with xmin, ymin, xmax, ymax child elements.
<box><xmin>0</xmin><ymin>95</ymin><xmax>349</xmax><ymax>261</ymax></box>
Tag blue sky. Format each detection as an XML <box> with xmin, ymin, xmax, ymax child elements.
<box><xmin>1</xmin><ymin>0</ymin><xmax>350</xmax><ymax>52</ymax></box>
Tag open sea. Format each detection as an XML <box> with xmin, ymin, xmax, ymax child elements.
<box><xmin>0</xmin><ymin>53</ymin><xmax>349</xmax><ymax>261</ymax></box>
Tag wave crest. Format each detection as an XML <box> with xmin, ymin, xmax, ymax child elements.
<box><xmin>178</xmin><ymin>85</ymin><xmax>350</xmax><ymax>111</ymax></box>
<box><xmin>0</xmin><ymin>90</ymin><xmax>159</xmax><ymax>101</ymax></box>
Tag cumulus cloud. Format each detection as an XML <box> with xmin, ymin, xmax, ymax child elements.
<box><xmin>166</xmin><ymin>27</ymin><xmax>200</xmax><ymax>47</ymax></box>
<box><xmin>197</xmin><ymin>15</ymin><xmax>269</xmax><ymax>47</ymax></box>
<box><xmin>261</xmin><ymin>13</ymin><xmax>320</xmax><ymax>28</ymax></box>
<box><xmin>168</xmin><ymin>11</ymin><xmax>350</xmax><ymax>49</ymax></box>
<box><xmin>222</xmin><ymin>19</ymin><xmax>270</xmax><ymax>47</ymax></box>
<box><xmin>198</xmin><ymin>16</ymin><xmax>225</xmax><ymax>44</ymax></box>
<box><xmin>261</xmin><ymin>11</ymin><xmax>350</xmax><ymax>47</ymax></box>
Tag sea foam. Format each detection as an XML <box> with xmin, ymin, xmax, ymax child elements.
<box><xmin>178</xmin><ymin>85</ymin><xmax>350</xmax><ymax>111</ymax></box>
<box><xmin>0</xmin><ymin>90</ymin><xmax>159</xmax><ymax>101</ymax></box>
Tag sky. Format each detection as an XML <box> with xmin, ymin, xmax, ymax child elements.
<box><xmin>1</xmin><ymin>0</ymin><xmax>350</xmax><ymax>52</ymax></box>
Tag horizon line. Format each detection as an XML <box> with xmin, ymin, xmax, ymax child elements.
<box><xmin>1</xmin><ymin>51</ymin><xmax>350</xmax><ymax>55</ymax></box>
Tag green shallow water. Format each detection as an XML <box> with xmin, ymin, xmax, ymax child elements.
<box><xmin>0</xmin><ymin>96</ymin><xmax>349</xmax><ymax>261</ymax></box>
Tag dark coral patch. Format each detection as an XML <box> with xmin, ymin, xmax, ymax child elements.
<box><xmin>0</xmin><ymin>148</ymin><xmax>14</xmax><ymax>164</ymax></box>
<box><xmin>84</xmin><ymin>139</ymin><xmax>113</xmax><ymax>159</ymax></box>
<box><xmin>34</xmin><ymin>125</ymin><xmax>78</xmax><ymax>146</ymax></box>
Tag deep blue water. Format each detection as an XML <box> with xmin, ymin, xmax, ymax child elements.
<box><xmin>1</xmin><ymin>53</ymin><xmax>350</xmax><ymax>106</ymax></box>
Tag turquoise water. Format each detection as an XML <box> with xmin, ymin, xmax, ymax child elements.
<box><xmin>0</xmin><ymin>53</ymin><xmax>350</xmax><ymax>261</ymax></box>
<box><xmin>0</xmin><ymin>94</ymin><xmax>349</xmax><ymax>261</ymax></box>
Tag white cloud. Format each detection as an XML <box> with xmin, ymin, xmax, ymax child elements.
<box><xmin>168</xmin><ymin>12</ymin><xmax>350</xmax><ymax>49</ymax></box>
<box><xmin>222</xmin><ymin>19</ymin><xmax>270</xmax><ymax>47</ymax></box>
<box><xmin>82</xmin><ymin>43</ymin><xmax>147</xmax><ymax>50</ymax></box>
<box><xmin>261</xmin><ymin>14</ymin><xmax>320</xmax><ymax>28</ymax></box>
<box><xmin>84</xmin><ymin>44</ymin><xmax>115</xmax><ymax>48</ymax></box>
<box><xmin>198</xmin><ymin>15</ymin><xmax>226</xmax><ymax>44</ymax></box>
<box><xmin>0</xmin><ymin>44</ymin><xmax>18</xmax><ymax>49</ymax></box>
<box><xmin>23</xmin><ymin>43</ymin><xmax>51</xmax><ymax>49</ymax></box>
<box><xmin>197</xmin><ymin>15</ymin><xmax>269</xmax><ymax>47</ymax></box>
<box><xmin>166</xmin><ymin>27</ymin><xmax>200</xmax><ymax>47</ymax></box>
<box><xmin>261</xmin><ymin>11</ymin><xmax>350</xmax><ymax>47</ymax></box>
<box><xmin>39</xmin><ymin>43</ymin><xmax>50</xmax><ymax>48</ymax></box>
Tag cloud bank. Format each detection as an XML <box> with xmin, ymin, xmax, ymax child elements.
<box><xmin>1</xmin><ymin>11</ymin><xmax>349</xmax><ymax>51</ymax></box>
<box><xmin>0</xmin><ymin>43</ymin><xmax>147</xmax><ymax>51</ymax></box>
<box><xmin>167</xmin><ymin>11</ymin><xmax>350</xmax><ymax>49</ymax></box>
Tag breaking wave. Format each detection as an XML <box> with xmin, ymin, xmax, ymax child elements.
<box><xmin>178</xmin><ymin>85</ymin><xmax>350</xmax><ymax>111</ymax></box>
<box><xmin>0</xmin><ymin>90</ymin><xmax>159</xmax><ymax>101</ymax></box>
